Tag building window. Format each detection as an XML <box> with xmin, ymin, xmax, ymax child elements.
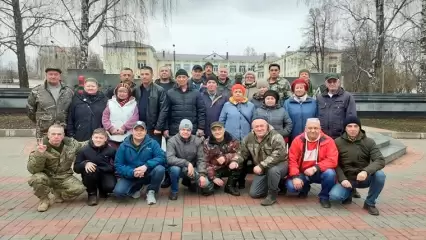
<box><xmin>175</xmin><ymin>64</ymin><xmax>181</xmax><ymax>71</ymax></box>
<box><xmin>239</xmin><ymin>65</ymin><xmax>246</xmax><ymax>73</ymax></box>
<box><xmin>137</xmin><ymin>60</ymin><xmax>146</xmax><ymax>69</ymax></box>
<box><xmin>248</xmin><ymin>65</ymin><xmax>255</xmax><ymax>71</ymax></box>
<box><xmin>329</xmin><ymin>64</ymin><xmax>337</xmax><ymax>73</ymax></box>
<box><xmin>329</xmin><ymin>56</ymin><xmax>338</xmax><ymax>61</ymax></box>
<box><xmin>213</xmin><ymin>65</ymin><xmax>218</xmax><ymax>72</ymax></box>
<box><xmin>230</xmin><ymin>65</ymin><xmax>236</xmax><ymax>73</ymax></box>
<box><xmin>183</xmin><ymin>64</ymin><xmax>191</xmax><ymax>71</ymax></box>
<box><xmin>258</xmin><ymin>72</ymin><xmax>264</xmax><ymax>78</ymax></box>
<box><xmin>137</xmin><ymin>52</ymin><xmax>147</xmax><ymax>56</ymax></box>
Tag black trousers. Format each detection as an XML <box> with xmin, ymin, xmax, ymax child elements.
<box><xmin>81</xmin><ymin>170</ymin><xmax>117</xmax><ymax>195</ymax></box>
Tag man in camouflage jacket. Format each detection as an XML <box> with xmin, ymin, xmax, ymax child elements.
<box><xmin>27</xmin><ymin>124</ymin><xmax>87</xmax><ymax>212</ymax></box>
<box><xmin>238</xmin><ymin>116</ymin><xmax>288</xmax><ymax>206</ymax></box>
<box><xmin>26</xmin><ymin>68</ymin><xmax>74</xmax><ymax>138</ymax></box>
<box><xmin>203</xmin><ymin>122</ymin><xmax>242</xmax><ymax>196</ymax></box>
<box><xmin>267</xmin><ymin>63</ymin><xmax>292</xmax><ymax>104</ymax></box>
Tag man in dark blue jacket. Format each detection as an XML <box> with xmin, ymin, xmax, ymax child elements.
<box><xmin>113</xmin><ymin>121</ymin><xmax>166</xmax><ymax>205</ymax></box>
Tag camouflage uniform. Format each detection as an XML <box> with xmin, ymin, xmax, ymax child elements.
<box><xmin>267</xmin><ymin>77</ymin><xmax>292</xmax><ymax>103</ymax></box>
<box><xmin>27</xmin><ymin>137</ymin><xmax>87</xmax><ymax>201</ymax></box>
<box><xmin>26</xmin><ymin>82</ymin><xmax>74</xmax><ymax>138</ymax></box>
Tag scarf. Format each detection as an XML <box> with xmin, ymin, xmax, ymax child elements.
<box><xmin>229</xmin><ymin>96</ymin><xmax>248</xmax><ymax>104</ymax></box>
<box><xmin>117</xmin><ymin>96</ymin><xmax>130</xmax><ymax>107</ymax></box>
<box><xmin>293</xmin><ymin>94</ymin><xmax>308</xmax><ymax>103</ymax></box>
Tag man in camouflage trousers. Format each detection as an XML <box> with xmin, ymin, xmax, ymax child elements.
<box><xmin>26</xmin><ymin>68</ymin><xmax>74</xmax><ymax>138</ymax></box>
<box><xmin>27</xmin><ymin>124</ymin><xmax>87</xmax><ymax>212</ymax></box>
<box><xmin>267</xmin><ymin>63</ymin><xmax>292</xmax><ymax>105</ymax></box>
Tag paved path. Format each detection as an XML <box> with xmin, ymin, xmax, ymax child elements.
<box><xmin>0</xmin><ymin>138</ymin><xmax>425</xmax><ymax>240</ymax></box>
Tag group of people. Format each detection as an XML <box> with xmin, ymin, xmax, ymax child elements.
<box><xmin>25</xmin><ymin>63</ymin><xmax>386</xmax><ymax>216</ymax></box>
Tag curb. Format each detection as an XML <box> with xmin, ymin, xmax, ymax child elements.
<box><xmin>377</xmin><ymin>131</ymin><xmax>426</xmax><ymax>139</ymax></box>
<box><xmin>0</xmin><ymin>129</ymin><xmax>36</xmax><ymax>137</ymax></box>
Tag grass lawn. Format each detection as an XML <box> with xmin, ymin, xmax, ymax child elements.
<box><xmin>361</xmin><ymin>118</ymin><xmax>426</xmax><ymax>132</ymax></box>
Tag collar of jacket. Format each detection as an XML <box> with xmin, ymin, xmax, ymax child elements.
<box><xmin>208</xmin><ymin>131</ymin><xmax>233</xmax><ymax>144</ymax></box>
<box><xmin>341</xmin><ymin>129</ymin><xmax>366</xmax><ymax>142</ymax></box>
<box><xmin>43</xmin><ymin>81</ymin><xmax>66</xmax><ymax>89</ymax></box>
<box><xmin>229</xmin><ymin>96</ymin><xmax>248</xmax><ymax>104</ymax></box>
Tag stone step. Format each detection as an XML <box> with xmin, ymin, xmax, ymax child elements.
<box><xmin>368</xmin><ymin>131</ymin><xmax>391</xmax><ymax>148</ymax></box>
<box><xmin>380</xmin><ymin>138</ymin><xmax>407</xmax><ymax>164</ymax></box>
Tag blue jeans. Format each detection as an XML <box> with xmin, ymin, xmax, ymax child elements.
<box><xmin>113</xmin><ymin>165</ymin><xmax>165</xmax><ymax>198</ymax></box>
<box><xmin>169</xmin><ymin>166</ymin><xmax>211</xmax><ymax>193</ymax></box>
<box><xmin>286</xmin><ymin>169</ymin><xmax>336</xmax><ymax>200</ymax></box>
<box><xmin>329</xmin><ymin>170</ymin><xmax>386</xmax><ymax>206</ymax></box>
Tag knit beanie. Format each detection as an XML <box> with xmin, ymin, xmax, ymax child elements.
<box><xmin>231</xmin><ymin>84</ymin><xmax>246</xmax><ymax>95</ymax></box>
<box><xmin>85</xmin><ymin>78</ymin><xmax>99</xmax><ymax>85</ymax></box>
<box><xmin>175</xmin><ymin>69</ymin><xmax>189</xmax><ymax>78</ymax></box>
<box><xmin>263</xmin><ymin>90</ymin><xmax>280</xmax><ymax>102</ymax></box>
<box><xmin>291</xmin><ymin>78</ymin><xmax>309</xmax><ymax>92</ymax></box>
<box><xmin>256</xmin><ymin>78</ymin><xmax>269</xmax><ymax>88</ymax></box>
<box><xmin>179</xmin><ymin>119</ymin><xmax>193</xmax><ymax>131</ymax></box>
<box><xmin>299</xmin><ymin>69</ymin><xmax>310</xmax><ymax>76</ymax></box>
<box><xmin>344</xmin><ymin>116</ymin><xmax>361</xmax><ymax>129</ymax></box>
<box><xmin>206</xmin><ymin>75</ymin><xmax>218</xmax><ymax>83</ymax></box>
<box><xmin>114</xmin><ymin>82</ymin><xmax>131</xmax><ymax>96</ymax></box>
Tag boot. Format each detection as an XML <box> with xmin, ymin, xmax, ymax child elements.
<box><xmin>237</xmin><ymin>179</ymin><xmax>246</xmax><ymax>189</ymax></box>
<box><xmin>261</xmin><ymin>192</ymin><xmax>277</xmax><ymax>206</ymax></box>
<box><xmin>37</xmin><ymin>198</ymin><xmax>50</xmax><ymax>212</ymax></box>
<box><xmin>224</xmin><ymin>178</ymin><xmax>240</xmax><ymax>196</ymax></box>
<box><xmin>352</xmin><ymin>189</ymin><xmax>361</xmax><ymax>198</ymax></box>
<box><xmin>87</xmin><ymin>194</ymin><xmax>98</xmax><ymax>206</ymax></box>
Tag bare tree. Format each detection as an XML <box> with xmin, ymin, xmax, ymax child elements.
<box><xmin>0</xmin><ymin>0</ymin><xmax>56</xmax><ymax>87</ymax></box>
<box><xmin>87</xmin><ymin>52</ymin><xmax>103</xmax><ymax>69</ymax></box>
<box><xmin>420</xmin><ymin>0</ymin><xmax>426</xmax><ymax>92</ymax></box>
<box><xmin>243</xmin><ymin>46</ymin><xmax>257</xmax><ymax>56</ymax></box>
<box><xmin>52</xmin><ymin>0</ymin><xmax>173</xmax><ymax>69</ymax></box>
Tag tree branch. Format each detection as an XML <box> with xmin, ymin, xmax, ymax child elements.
<box><xmin>59</xmin><ymin>0</ymin><xmax>81</xmax><ymax>32</ymax></box>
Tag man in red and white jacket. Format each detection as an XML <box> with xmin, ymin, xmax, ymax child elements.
<box><xmin>286</xmin><ymin>118</ymin><xmax>338</xmax><ymax>208</ymax></box>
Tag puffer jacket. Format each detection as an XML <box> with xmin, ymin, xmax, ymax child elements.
<box><xmin>253</xmin><ymin>103</ymin><xmax>293</xmax><ymax>138</ymax></box>
<box><xmin>166</xmin><ymin>134</ymin><xmax>206</xmax><ymax>175</ymax></box>
<box><xmin>219</xmin><ymin>98</ymin><xmax>254</xmax><ymax>141</ymax></box>
<box><xmin>166</xmin><ymin>83</ymin><xmax>206</xmax><ymax>136</ymax></box>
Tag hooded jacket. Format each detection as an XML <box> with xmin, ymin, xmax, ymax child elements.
<box><xmin>288</xmin><ymin>132</ymin><xmax>338</xmax><ymax>177</ymax></box>
<box><xmin>114</xmin><ymin>135</ymin><xmax>165</xmax><ymax>179</ymax></box>
<box><xmin>74</xmin><ymin>140</ymin><xmax>116</xmax><ymax>174</ymax></box>
<box><xmin>334</xmin><ymin>130</ymin><xmax>385</xmax><ymax>182</ymax></box>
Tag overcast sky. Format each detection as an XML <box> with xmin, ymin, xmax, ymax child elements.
<box><xmin>0</xmin><ymin>0</ymin><xmax>308</xmax><ymax>66</ymax></box>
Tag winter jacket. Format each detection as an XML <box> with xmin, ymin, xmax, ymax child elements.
<box><xmin>201</xmin><ymin>91</ymin><xmax>228</xmax><ymax>137</ymax></box>
<box><xmin>334</xmin><ymin>130</ymin><xmax>385</xmax><ymax>182</ymax></box>
<box><xmin>74</xmin><ymin>140</ymin><xmax>116</xmax><ymax>174</ymax></box>
<box><xmin>203</xmin><ymin>131</ymin><xmax>241</xmax><ymax>180</ymax></box>
<box><xmin>27</xmin><ymin>137</ymin><xmax>87</xmax><ymax>180</ymax></box>
<box><xmin>242</xmin><ymin>82</ymin><xmax>259</xmax><ymax>101</ymax></box>
<box><xmin>166</xmin><ymin>83</ymin><xmax>206</xmax><ymax>135</ymax></box>
<box><xmin>284</xmin><ymin>96</ymin><xmax>318</xmax><ymax>141</ymax></box>
<box><xmin>166</xmin><ymin>134</ymin><xmax>206</xmax><ymax>175</ymax></box>
<box><xmin>101</xmin><ymin>96</ymin><xmax>139</xmax><ymax>142</ymax></box>
<box><xmin>67</xmin><ymin>91</ymin><xmax>108</xmax><ymax>141</ymax></box>
<box><xmin>154</xmin><ymin>78</ymin><xmax>175</xmax><ymax>92</ymax></box>
<box><xmin>288</xmin><ymin>132</ymin><xmax>338</xmax><ymax>177</ymax></box>
<box><xmin>134</xmin><ymin>83</ymin><xmax>169</xmax><ymax>131</ymax></box>
<box><xmin>27</xmin><ymin>81</ymin><xmax>74</xmax><ymax>138</ymax></box>
<box><xmin>219</xmin><ymin>98</ymin><xmax>254</xmax><ymax>141</ymax></box>
<box><xmin>316</xmin><ymin>87</ymin><xmax>357</xmax><ymax>139</ymax></box>
<box><xmin>217</xmin><ymin>77</ymin><xmax>234</xmax><ymax>96</ymax></box>
<box><xmin>238</xmin><ymin>129</ymin><xmax>287</xmax><ymax>171</ymax></box>
<box><xmin>254</xmin><ymin>104</ymin><xmax>293</xmax><ymax>138</ymax></box>
<box><xmin>114</xmin><ymin>135</ymin><xmax>165</xmax><ymax>179</ymax></box>
<box><xmin>268</xmin><ymin>77</ymin><xmax>292</xmax><ymax>103</ymax></box>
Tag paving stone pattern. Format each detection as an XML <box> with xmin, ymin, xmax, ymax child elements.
<box><xmin>0</xmin><ymin>138</ymin><xmax>425</xmax><ymax>240</ymax></box>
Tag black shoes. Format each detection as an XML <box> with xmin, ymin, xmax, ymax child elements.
<box><xmin>260</xmin><ymin>194</ymin><xmax>277</xmax><ymax>206</ymax></box>
<box><xmin>169</xmin><ymin>192</ymin><xmax>178</xmax><ymax>200</ymax></box>
<box><xmin>342</xmin><ymin>196</ymin><xmax>352</xmax><ymax>205</ymax></box>
<box><xmin>352</xmin><ymin>189</ymin><xmax>361</xmax><ymax>198</ymax></box>
<box><xmin>320</xmin><ymin>199</ymin><xmax>331</xmax><ymax>208</ymax></box>
<box><xmin>363</xmin><ymin>202</ymin><xmax>380</xmax><ymax>215</ymax></box>
<box><xmin>87</xmin><ymin>194</ymin><xmax>98</xmax><ymax>206</ymax></box>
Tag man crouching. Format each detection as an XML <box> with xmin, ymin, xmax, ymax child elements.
<box><xmin>27</xmin><ymin>124</ymin><xmax>87</xmax><ymax>212</ymax></box>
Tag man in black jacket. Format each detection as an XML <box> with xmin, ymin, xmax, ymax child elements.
<box><xmin>165</xmin><ymin>69</ymin><xmax>206</xmax><ymax>138</ymax></box>
<box><xmin>73</xmin><ymin>128</ymin><xmax>116</xmax><ymax>206</ymax></box>
<box><xmin>106</xmin><ymin>68</ymin><xmax>137</xmax><ymax>99</ymax></box>
<box><xmin>135</xmin><ymin>66</ymin><xmax>169</xmax><ymax>145</ymax></box>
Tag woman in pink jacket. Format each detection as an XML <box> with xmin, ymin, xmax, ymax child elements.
<box><xmin>102</xmin><ymin>83</ymin><xmax>139</xmax><ymax>148</ymax></box>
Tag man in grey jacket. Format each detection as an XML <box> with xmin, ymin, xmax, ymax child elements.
<box><xmin>166</xmin><ymin>119</ymin><xmax>211</xmax><ymax>200</ymax></box>
<box><xmin>316</xmin><ymin>73</ymin><xmax>357</xmax><ymax>140</ymax></box>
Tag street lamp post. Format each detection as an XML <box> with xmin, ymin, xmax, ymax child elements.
<box><xmin>173</xmin><ymin>44</ymin><xmax>176</xmax><ymax>72</ymax></box>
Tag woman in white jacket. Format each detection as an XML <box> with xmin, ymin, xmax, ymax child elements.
<box><xmin>102</xmin><ymin>83</ymin><xmax>139</xmax><ymax>148</ymax></box>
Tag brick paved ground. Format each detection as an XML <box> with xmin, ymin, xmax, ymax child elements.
<box><xmin>0</xmin><ymin>138</ymin><xmax>425</xmax><ymax>240</ymax></box>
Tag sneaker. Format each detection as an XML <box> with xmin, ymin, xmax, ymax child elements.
<box><xmin>131</xmin><ymin>190</ymin><xmax>142</xmax><ymax>199</ymax></box>
<box><xmin>169</xmin><ymin>192</ymin><xmax>178</xmax><ymax>200</ymax></box>
<box><xmin>363</xmin><ymin>202</ymin><xmax>380</xmax><ymax>216</ymax></box>
<box><xmin>37</xmin><ymin>198</ymin><xmax>50</xmax><ymax>212</ymax></box>
<box><xmin>146</xmin><ymin>190</ymin><xmax>156</xmax><ymax>205</ymax></box>
<box><xmin>53</xmin><ymin>191</ymin><xmax>64</xmax><ymax>203</ymax></box>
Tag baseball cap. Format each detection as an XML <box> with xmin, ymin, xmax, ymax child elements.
<box><xmin>325</xmin><ymin>73</ymin><xmax>339</xmax><ymax>81</ymax></box>
<box><xmin>210</xmin><ymin>121</ymin><xmax>224</xmax><ymax>129</ymax></box>
<box><xmin>192</xmin><ymin>65</ymin><xmax>203</xmax><ymax>71</ymax></box>
<box><xmin>133</xmin><ymin>121</ymin><xmax>146</xmax><ymax>130</ymax></box>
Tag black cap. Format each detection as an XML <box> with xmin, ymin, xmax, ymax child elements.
<box><xmin>252</xmin><ymin>116</ymin><xmax>268</xmax><ymax>122</ymax></box>
<box><xmin>344</xmin><ymin>116</ymin><xmax>361</xmax><ymax>129</ymax></box>
<box><xmin>175</xmin><ymin>69</ymin><xmax>189</xmax><ymax>78</ymax></box>
<box><xmin>192</xmin><ymin>65</ymin><xmax>203</xmax><ymax>71</ymax></box>
<box><xmin>45</xmin><ymin>68</ymin><xmax>62</xmax><ymax>74</ymax></box>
